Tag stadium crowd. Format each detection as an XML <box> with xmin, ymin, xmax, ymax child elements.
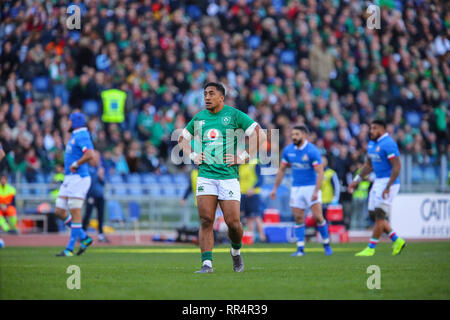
<box><xmin>0</xmin><ymin>0</ymin><xmax>448</xmax><ymax>191</ymax></box>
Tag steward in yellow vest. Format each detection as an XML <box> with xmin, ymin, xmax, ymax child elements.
<box><xmin>320</xmin><ymin>156</ymin><xmax>340</xmax><ymax>205</ymax></box>
<box><xmin>101</xmin><ymin>89</ymin><xmax>126</xmax><ymax>123</ymax></box>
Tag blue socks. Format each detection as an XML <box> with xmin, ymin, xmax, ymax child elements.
<box><xmin>317</xmin><ymin>220</ymin><xmax>330</xmax><ymax>247</ymax></box>
<box><xmin>388</xmin><ymin>230</ymin><xmax>398</xmax><ymax>242</ymax></box>
<box><xmin>368</xmin><ymin>238</ymin><xmax>379</xmax><ymax>249</ymax></box>
<box><xmin>66</xmin><ymin>224</ymin><xmax>79</xmax><ymax>252</ymax></box>
<box><xmin>295</xmin><ymin>223</ymin><xmax>305</xmax><ymax>251</ymax></box>
<box><xmin>66</xmin><ymin>223</ymin><xmax>88</xmax><ymax>251</ymax></box>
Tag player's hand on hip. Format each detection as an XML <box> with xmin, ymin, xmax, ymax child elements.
<box><xmin>191</xmin><ymin>152</ymin><xmax>205</xmax><ymax>165</ymax></box>
<box><xmin>225</xmin><ymin>153</ymin><xmax>244</xmax><ymax>167</ymax></box>
<box><xmin>382</xmin><ymin>187</ymin><xmax>390</xmax><ymax>199</ymax></box>
<box><xmin>70</xmin><ymin>161</ymin><xmax>79</xmax><ymax>173</ymax></box>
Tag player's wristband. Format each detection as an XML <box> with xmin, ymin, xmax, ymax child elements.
<box><xmin>71</xmin><ymin>161</ymin><xmax>79</xmax><ymax>168</ymax></box>
<box><xmin>189</xmin><ymin>152</ymin><xmax>198</xmax><ymax>161</ymax></box>
<box><xmin>238</xmin><ymin>151</ymin><xmax>250</xmax><ymax>162</ymax></box>
<box><xmin>353</xmin><ymin>175</ymin><xmax>362</xmax><ymax>183</ymax></box>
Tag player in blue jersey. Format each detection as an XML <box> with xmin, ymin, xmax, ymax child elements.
<box><xmin>55</xmin><ymin>112</ymin><xmax>96</xmax><ymax>257</ymax></box>
<box><xmin>349</xmin><ymin>120</ymin><xmax>406</xmax><ymax>256</ymax></box>
<box><xmin>271</xmin><ymin>125</ymin><xmax>332</xmax><ymax>256</ymax></box>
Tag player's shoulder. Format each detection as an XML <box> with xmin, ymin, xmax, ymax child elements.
<box><xmin>74</xmin><ymin>129</ymin><xmax>92</xmax><ymax>141</ymax></box>
<box><xmin>192</xmin><ymin>109</ymin><xmax>207</xmax><ymax>118</ymax></box>
<box><xmin>382</xmin><ymin>135</ymin><xmax>399</xmax><ymax>147</ymax></box>
<box><xmin>283</xmin><ymin>143</ymin><xmax>294</xmax><ymax>152</ymax></box>
<box><xmin>225</xmin><ymin>105</ymin><xmax>246</xmax><ymax>116</ymax></box>
<box><xmin>306</xmin><ymin>141</ymin><xmax>320</xmax><ymax>153</ymax></box>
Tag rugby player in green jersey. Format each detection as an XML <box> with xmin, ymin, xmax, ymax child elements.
<box><xmin>178</xmin><ymin>82</ymin><xmax>266</xmax><ymax>273</ymax></box>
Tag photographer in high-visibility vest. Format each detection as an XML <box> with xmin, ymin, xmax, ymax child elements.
<box><xmin>101</xmin><ymin>88</ymin><xmax>126</xmax><ymax>123</ymax></box>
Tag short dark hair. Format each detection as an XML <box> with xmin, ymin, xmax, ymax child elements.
<box><xmin>371</xmin><ymin>119</ymin><xmax>386</xmax><ymax>128</ymax></box>
<box><xmin>203</xmin><ymin>82</ymin><xmax>226</xmax><ymax>96</ymax></box>
<box><xmin>293</xmin><ymin>125</ymin><xmax>309</xmax><ymax>133</ymax></box>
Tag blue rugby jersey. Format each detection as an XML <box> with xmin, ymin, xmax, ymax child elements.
<box><xmin>64</xmin><ymin>127</ymin><xmax>94</xmax><ymax>177</ymax></box>
<box><xmin>367</xmin><ymin>133</ymin><xmax>400</xmax><ymax>184</ymax></box>
<box><xmin>281</xmin><ymin>141</ymin><xmax>322</xmax><ymax>187</ymax></box>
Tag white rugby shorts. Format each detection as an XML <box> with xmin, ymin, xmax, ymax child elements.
<box><xmin>196</xmin><ymin>177</ymin><xmax>241</xmax><ymax>201</ymax></box>
<box><xmin>368</xmin><ymin>178</ymin><xmax>400</xmax><ymax>212</ymax></box>
<box><xmin>58</xmin><ymin>174</ymin><xmax>92</xmax><ymax>199</ymax></box>
<box><xmin>290</xmin><ymin>185</ymin><xmax>322</xmax><ymax>210</ymax></box>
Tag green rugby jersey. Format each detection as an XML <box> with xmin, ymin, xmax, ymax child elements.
<box><xmin>184</xmin><ymin>105</ymin><xmax>256</xmax><ymax>180</ymax></box>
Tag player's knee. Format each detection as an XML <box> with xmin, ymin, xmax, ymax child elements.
<box><xmin>55</xmin><ymin>197</ymin><xmax>67</xmax><ymax>210</ymax></box>
<box><xmin>68</xmin><ymin>198</ymin><xmax>84</xmax><ymax>210</ymax></box>
<box><xmin>295</xmin><ymin>216</ymin><xmax>305</xmax><ymax>224</ymax></box>
<box><xmin>369</xmin><ymin>210</ymin><xmax>376</xmax><ymax>221</ymax></box>
<box><xmin>374</xmin><ymin>207</ymin><xmax>387</xmax><ymax>220</ymax></box>
<box><xmin>227</xmin><ymin>220</ymin><xmax>242</xmax><ymax>232</ymax></box>
<box><xmin>313</xmin><ymin>213</ymin><xmax>324</xmax><ymax>223</ymax></box>
<box><xmin>199</xmin><ymin>215</ymin><xmax>214</xmax><ymax>229</ymax></box>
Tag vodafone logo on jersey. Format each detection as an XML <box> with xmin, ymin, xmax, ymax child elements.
<box><xmin>206</xmin><ymin>129</ymin><xmax>220</xmax><ymax>141</ymax></box>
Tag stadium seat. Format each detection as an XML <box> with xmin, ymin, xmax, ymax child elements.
<box><xmin>248</xmin><ymin>35</ymin><xmax>261</xmax><ymax>49</ymax></box>
<box><xmin>148</xmin><ymin>187</ymin><xmax>162</xmax><ymax>196</ymax></box>
<box><xmin>163</xmin><ymin>187</ymin><xmax>179</xmax><ymax>197</ymax></box>
<box><xmin>108</xmin><ymin>174</ymin><xmax>124</xmax><ymax>184</ymax></box>
<box><xmin>280</xmin><ymin>50</ymin><xmax>296</xmax><ymax>65</ymax></box>
<box><xmin>127</xmin><ymin>201</ymin><xmax>141</xmax><ymax>243</ymax></box>
<box><xmin>158</xmin><ymin>175</ymin><xmax>173</xmax><ymax>184</ymax></box>
<box><xmin>173</xmin><ymin>174</ymin><xmax>188</xmax><ymax>185</ymax></box>
<box><xmin>82</xmin><ymin>99</ymin><xmax>100</xmax><ymax>116</ymax></box>
<box><xmin>114</xmin><ymin>187</ymin><xmax>128</xmax><ymax>196</ymax></box>
<box><xmin>128</xmin><ymin>186</ymin><xmax>143</xmax><ymax>196</ymax></box>
<box><xmin>411</xmin><ymin>166</ymin><xmax>422</xmax><ymax>183</ymax></box>
<box><xmin>108</xmin><ymin>200</ymin><xmax>125</xmax><ymax>222</ymax></box>
<box><xmin>424</xmin><ymin>166</ymin><xmax>438</xmax><ymax>183</ymax></box>
<box><xmin>141</xmin><ymin>174</ymin><xmax>157</xmax><ymax>184</ymax></box>
<box><xmin>32</xmin><ymin>76</ymin><xmax>50</xmax><ymax>92</ymax></box>
<box><xmin>126</xmin><ymin>173</ymin><xmax>141</xmax><ymax>184</ymax></box>
<box><xmin>107</xmin><ymin>200</ymin><xmax>126</xmax><ymax>243</ymax></box>
<box><xmin>128</xmin><ymin>201</ymin><xmax>140</xmax><ymax>221</ymax></box>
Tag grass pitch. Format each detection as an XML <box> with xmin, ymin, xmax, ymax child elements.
<box><xmin>1</xmin><ymin>242</ymin><xmax>449</xmax><ymax>300</ymax></box>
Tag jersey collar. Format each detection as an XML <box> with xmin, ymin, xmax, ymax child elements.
<box><xmin>73</xmin><ymin>127</ymin><xmax>88</xmax><ymax>133</ymax></box>
<box><xmin>295</xmin><ymin>140</ymin><xmax>308</xmax><ymax>150</ymax></box>
<box><xmin>377</xmin><ymin>133</ymin><xmax>389</xmax><ymax>142</ymax></box>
